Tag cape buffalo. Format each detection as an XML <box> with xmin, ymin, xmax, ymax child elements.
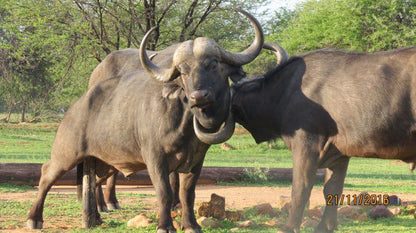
<box><xmin>78</xmin><ymin>48</ymin><xmax>178</xmax><ymax>213</ymax></box>
<box><xmin>27</xmin><ymin>9</ymin><xmax>264</xmax><ymax>232</ymax></box>
<box><xmin>232</xmin><ymin>42</ymin><xmax>416</xmax><ymax>233</ymax></box>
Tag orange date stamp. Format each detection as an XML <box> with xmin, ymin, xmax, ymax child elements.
<box><xmin>326</xmin><ymin>194</ymin><xmax>390</xmax><ymax>206</ymax></box>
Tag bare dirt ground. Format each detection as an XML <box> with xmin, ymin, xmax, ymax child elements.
<box><xmin>2</xmin><ymin>184</ymin><xmax>416</xmax><ymax>232</ymax></box>
<box><xmin>3</xmin><ymin>184</ymin><xmax>416</xmax><ymax>210</ymax></box>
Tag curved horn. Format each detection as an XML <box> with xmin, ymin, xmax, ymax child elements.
<box><xmin>193</xmin><ymin>112</ymin><xmax>235</xmax><ymax>144</ymax></box>
<box><xmin>263</xmin><ymin>42</ymin><xmax>289</xmax><ymax>67</ymax></box>
<box><xmin>140</xmin><ymin>27</ymin><xmax>175</xmax><ymax>82</ymax></box>
<box><xmin>220</xmin><ymin>8</ymin><xmax>264</xmax><ymax>66</ymax></box>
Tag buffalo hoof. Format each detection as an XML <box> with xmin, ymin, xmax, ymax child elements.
<box><xmin>314</xmin><ymin>226</ymin><xmax>334</xmax><ymax>233</ymax></box>
<box><xmin>184</xmin><ymin>228</ymin><xmax>203</xmax><ymax>233</ymax></box>
<box><xmin>27</xmin><ymin>219</ymin><xmax>43</xmax><ymax>229</ymax></box>
<box><xmin>277</xmin><ymin>226</ymin><xmax>296</xmax><ymax>233</ymax></box>
<box><xmin>106</xmin><ymin>202</ymin><xmax>121</xmax><ymax>210</ymax></box>
<box><xmin>97</xmin><ymin>204</ymin><xmax>109</xmax><ymax>213</ymax></box>
<box><xmin>156</xmin><ymin>226</ymin><xmax>177</xmax><ymax>233</ymax></box>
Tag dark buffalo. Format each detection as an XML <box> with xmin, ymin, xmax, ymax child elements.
<box><xmin>27</xmin><ymin>9</ymin><xmax>264</xmax><ymax>233</ymax></box>
<box><xmin>79</xmin><ymin>47</ymin><xmax>180</xmax><ymax>212</ymax></box>
<box><xmin>232</xmin><ymin>42</ymin><xmax>416</xmax><ymax>233</ymax></box>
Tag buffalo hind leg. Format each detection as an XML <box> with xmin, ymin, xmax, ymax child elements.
<box><xmin>179</xmin><ymin>162</ymin><xmax>203</xmax><ymax>233</ymax></box>
<box><xmin>103</xmin><ymin>172</ymin><xmax>121</xmax><ymax>210</ymax></box>
<box><xmin>96</xmin><ymin>184</ymin><xmax>108</xmax><ymax>212</ymax></box>
<box><xmin>27</xmin><ymin>160</ymin><xmax>78</xmax><ymax>229</ymax></box>
<box><xmin>316</xmin><ymin>156</ymin><xmax>349</xmax><ymax>233</ymax></box>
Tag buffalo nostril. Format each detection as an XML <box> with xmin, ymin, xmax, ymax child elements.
<box><xmin>190</xmin><ymin>90</ymin><xmax>209</xmax><ymax>100</ymax></box>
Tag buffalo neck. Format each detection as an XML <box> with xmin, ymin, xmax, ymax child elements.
<box><xmin>232</xmin><ymin>57</ymin><xmax>304</xmax><ymax>143</ymax></box>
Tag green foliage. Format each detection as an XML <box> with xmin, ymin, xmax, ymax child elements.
<box><xmin>272</xmin><ymin>0</ymin><xmax>416</xmax><ymax>55</ymax></box>
<box><xmin>0</xmin><ymin>0</ymin><xmax>270</xmax><ymax>121</ymax></box>
<box><xmin>241</xmin><ymin>166</ymin><xmax>271</xmax><ymax>184</ymax></box>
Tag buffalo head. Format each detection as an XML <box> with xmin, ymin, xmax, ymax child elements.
<box><xmin>140</xmin><ymin>9</ymin><xmax>264</xmax><ymax>144</ymax></box>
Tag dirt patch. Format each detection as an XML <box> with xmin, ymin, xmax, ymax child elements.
<box><xmin>2</xmin><ymin>185</ymin><xmax>416</xmax><ymax>232</ymax></box>
<box><xmin>3</xmin><ymin>185</ymin><xmax>416</xmax><ymax>210</ymax></box>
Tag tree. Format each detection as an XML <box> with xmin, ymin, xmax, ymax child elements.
<box><xmin>270</xmin><ymin>0</ymin><xmax>416</xmax><ymax>55</ymax></box>
<box><xmin>72</xmin><ymin>0</ymin><xmax>269</xmax><ymax>61</ymax></box>
<box><xmin>0</xmin><ymin>0</ymin><xmax>269</xmax><ymax>121</ymax></box>
<box><xmin>0</xmin><ymin>0</ymin><xmax>82</xmax><ymax>122</ymax></box>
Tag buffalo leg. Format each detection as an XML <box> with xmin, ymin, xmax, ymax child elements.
<box><xmin>77</xmin><ymin>163</ymin><xmax>83</xmax><ymax>201</ymax></box>
<box><xmin>146</xmin><ymin>158</ymin><xmax>175</xmax><ymax>233</ymax></box>
<box><xmin>104</xmin><ymin>172</ymin><xmax>121</xmax><ymax>210</ymax></box>
<box><xmin>179</xmin><ymin>163</ymin><xmax>203</xmax><ymax>233</ymax></box>
<box><xmin>96</xmin><ymin>184</ymin><xmax>108</xmax><ymax>212</ymax></box>
<box><xmin>170</xmin><ymin>172</ymin><xmax>180</xmax><ymax>210</ymax></box>
<box><xmin>27</xmin><ymin>160</ymin><xmax>78</xmax><ymax>229</ymax></box>
<box><xmin>316</xmin><ymin>156</ymin><xmax>349</xmax><ymax>233</ymax></box>
<box><xmin>280</xmin><ymin>141</ymin><xmax>319</xmax><ymax>233</ymax></box>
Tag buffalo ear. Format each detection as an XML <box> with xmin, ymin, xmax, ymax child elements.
<box><xmin>162</xmin><ymin>82</ymin><xmax>183</xmax><ymax>99</ymax></box>
<box><xmin>167</xmin><ymin>69</ymin><xmax>181</xmax><ymax>82</ymax></box>
<box><xmin>226</xmin><ymin>66</ymin><xmax>247</xmax><ymax>83</ymax></box>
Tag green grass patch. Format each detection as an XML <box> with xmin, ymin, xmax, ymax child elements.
<box><xmin>0</xmin><ymin>123</ymin><xmax>58</xmax><ymax>163</ymax></box>
<box><xmin>0</xmin><ymin>183</ymin><xmax>36</xmax><ymax>193</ymax></box>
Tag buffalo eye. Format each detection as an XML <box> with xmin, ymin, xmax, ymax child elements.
<box><xmin>178</xmin><ymin>64</ymin><xmax>189</xmax><ymax>78</ymax></box>
<box><xmin>207</xmin><ymin>59</ymin><xmax>218</xmax><ymax>71</ymax></box>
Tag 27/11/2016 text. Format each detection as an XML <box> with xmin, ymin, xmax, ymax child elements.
<box><xmin>326</xmin><ymin>194</ymin><xmax>390</xmax><ymax>206</ymax></box>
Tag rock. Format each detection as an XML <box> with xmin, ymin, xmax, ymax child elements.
<box><xmin>253</xmin><ymin>203</ymin><xmax>278</xmax><ymax>216</ymax></box>
<box><xmin>197</xmin><ymin>217</ymin><xmax>222</xmax><ymax>228</ymax></box>
<box><xmin>405</xmin><ymin>204</ymin><xmax>416</xmax><ymax>214</ymax></box>
<box><xmin>5</xmin><ymin>225</ymin><xmax>17</xmax><ymax>230</ymax></box>
<box><xmin>357</xmin><ymin>213</ymin><xmax>368</xmax><ymax>221</ymax></box>
<box><xmin>221</xmin><ymin>142</ymin><xmax>235</xmax><ymax>151</ymax></box>
<box><xmin>210</xmin><ymin>193</ymin><xmax>226</xmax><ymax>219</ymax></box>
<box><xmin>304</xmin><ymin>208</ymin><xmax>322</xmax><ymax>219</ymax></box>
<box><xmin>127</xmin><ymin>214</ymin><xmax>153</xmax><ymax>228</ymax></box>
<box><xmin>301</xmin><ymin>218</ymin><xmax>319</xmax><ymax>228</ymax></box>
<box><xmin>338</xmin><ymin>206</ymin><xmax>360</xmax><ymax>219</ymax></box>
<box><xmin>369</xmin><ymin>205</ymin><xmax>393</xmax><ymax>220</ymax></box>
<box><xmin>157</xmin><ymin>210</ymin><xmax>180</xmax><ymax>219</ymax></box>
<box><xmin>390</xmin><ymin>207</ymin><xmax>402</xmax><ymax>216</ymax></box>
<box><xmin>278</xmin><ymin>195</ymin><xmax>291</xmax><ymax>210</ymax></box>
<box><xmin>171</xmin><ymin>211</ymin><xmax>180</xmax><ymax>218</ymax></box>
<box><xmin>261</xmin><ymin>219</ymin><xmax>278</xmax><ymax>227</ymax></box>
<box><xmin>282</xmin><ymin>202</ymin><xmax>291</xmax><ymax>212</ymax></box>
<box><xmin>225</xmin><ymin>210</ymin><xmax>245</xmax><ymax>222</ymax></box>
<box><xmin>172</xmin><ymin>220</ymin><xmax>181</xmax><ymax>230</ymax></box>
<box><xmin>388</xmin><ymin>195</ymin><xmax>401</xmax><ymax>206</ymax></box>
<box><xmin>238</xmin><ymin>220</ymin><xmax>254</xmax><ymax>228</ymax></box>
<box><xmin>197</xmin><ymin>202</ymin><xmax>211</xmax><ymax>217</ymax></box>
<box><xmin>197</xmin><ymin>193</ymin><xmax>226</xmax><ymax>220</ymax></box>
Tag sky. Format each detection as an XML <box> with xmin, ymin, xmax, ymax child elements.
<box><xmin>266</xmin><ymin>0</ymin><xmax>307</xmax><ymax>10</ymax></box>
<box><xmin>256</xmin><ymin>0</ymin><xmax>307</xmax><ymax>25</ymax></box>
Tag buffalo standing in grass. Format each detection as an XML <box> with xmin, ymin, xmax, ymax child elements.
<box><xmin>232</xmin><ymin>43</ymin><xmax>416</xmax><ymax>233</ymax></box>
<box><xmin>79</xmin><ymin>47</ymin><xmax>182</xmax><ymax>212</ymax></box>
<box><xmin>27</xmin><ymin>9</ymin><xmax>264</xmax><ymax>233</ymax></box>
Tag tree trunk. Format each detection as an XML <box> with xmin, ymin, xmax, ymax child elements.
<box><xmin>20</xmin><ymin>102</ymin><xmax>26</xmax><ymax>123</ymax></box>
<box><xmin>0</xmin><ymin>163</ymin><xmax>327</xmax><ymax>185</ymax></box>
<box><xmin>6</xmin><ymin>104</ymin><xmax>13</xmax><ymax>122</ymax></box>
